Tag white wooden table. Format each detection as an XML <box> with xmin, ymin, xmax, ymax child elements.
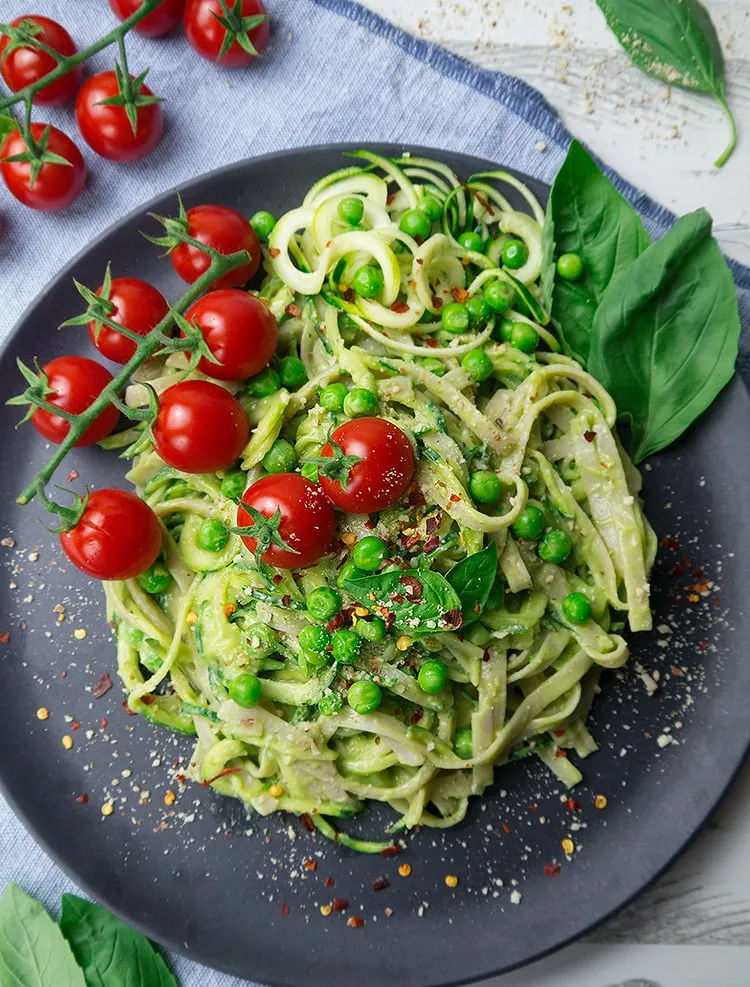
<box><xmin>359</xmin><ymin>1</ymin><xmax>750</xmax><ymax>983</ymax></box>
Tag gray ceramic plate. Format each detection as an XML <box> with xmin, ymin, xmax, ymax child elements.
<box><xmin>0</xmin><ymin>145</ymin><xmax>748</xmax><ymax>987</ymax></box>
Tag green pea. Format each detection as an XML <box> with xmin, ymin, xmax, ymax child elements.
<box><xmin>501</xmin><ymin>238</ymin><xmax>529</xmax><ymax>270</ymax></box>
<box><xmin>485</xmin><ymin>581</ymin><xmax>504</xmax><ymax>610</ymax></box>
<box><xmin>417</xmin><ymin>196</ymin><xmax>444</xmax><ymax>222</ymax></box>
<box><xmin>400</xmin><ymin>208</ymin><xmax>433</xmax><ymax>240</ymax></box>
<box><xmin>318</xmin><ymin>692</ymin><xmax>344</xmax><ymax>716</ymax></box>
<box><xmin>299</xmin><ymin>623</ymin><xmax>331</xmax><ymax>654</ymax></box>
<box><xmin>347</xmin><ymin>679</ymin><xmax>382</xmax><ymax>714</ymax></box>
<box><xmin>250</xmin><ymin>210</ymin><xmax>276</xmax><ymax>243</ymax></box>
<box><xmin>355</xmin><ymin>616</ymin><xmax>386</xmax><ymax>641</ymax></box>
<box><xmin>351</xmin><ymin>536</ymin><xmax>387</xmax><ymax>572</ymax></box>
<box><xmin>300</xmin><ymin>462</ymin><xmax>320</xmax><ymax>483</ymax></box>
<box><xmin>352</xmin><ymin>264</ymin><xmax>384</xmax><ymax>299</ymax></box>
<box><xmin>469</xmin><ymin>470</ymin><xmax>502</xmax><ymax>504</ymax></box>
<box><xmin>417</xmin><ymin>660</ymin><xmax>448</xmax><ymax>694</ymax></box>
<box><xmin>421</xmin><ymin>357</ymin><xmax>447</xmax><ymax>377</ymax></box>
<box><xmin>496</xmin><ymin>318</ymin><xmax>515</xmax><ymax>343</ymax></box>
<box><xmin>466</xmin><ymin>295</ymin><xmax>490</xmax><ymax>329</ymax></box>
<box><xmin>466</xmin><ymin>623</ymin><xmax>492</xmax><ymax>647</ymax></box>
<box><xmin>462</xmin><ymin>349</ymin><xmax>494</xmax><ymax>382</ymax></box>
<box><xmin>320</xmin><ymin>382</ymin><xmax>348</xmax><ymax>412</ymax></box>
<box><xmin>338</xmin><ymin>196</ymin><xmax>364</xmax><ymax>225</ymax></box>
<box><xmin>441</xmin><ymin>301</ymin><xmax>470</xmax><ymax>334</ymax></box>
<box><xmin>343</xmin><ymin>387</ymin><xmax>378</xmax><ymax>418</ymax></box>
<box><xmin>511</xmin><ymin>506</ymin><xmax>545</xmax><ymax>541</ymax></box>
<box><xmin>138</xmin><ymin>561</ymin><xmax>171</xmax><ymax>595</ymax></box>
<box><xmin>262</xmin><ymin>438</ymin><xmax>298</xmax><ymax>474</ymax></box>
<box><xmin>221</xmin><ymin>469</ymin><xmax>246</xmax><ymax>501</ymax></box>
<box><xmin>247</xmin><ymin>367</ymin><xmax>280</xmax><ymax>397</ymax></box>
<box><xmin>337</xmin><ymin>561</ymin><xmax>363</xmax><ymax>587</ymax></box>
<box><xmin>331</xmin><ymin>628</ymin><xmax>361</xmax><ymax>664</ymax></box>
<box><xmin>557</xmin><ymin>252</ymin><xmax>584</xmax><ymax>281</ymax></box>
<box><xmin>483</xmin><ymin>279</ymin><xmax>516</xmax><ymax>314</ymax></box>
<box><xmin>196</xmin><ymin>519</ymin><xmax>229</xmax><ymax>553</ymax></box>
<box><xmin>538</xmin><ymin>529</ymin><xmax>572</xmax><ymax>564</ymax></box>
<box><xmin>306</xmin><ymin>586</ymin><xmax>341</xmax><ymax>622</ymax></box>
<box><xmin>510</xmin><ymin>322</ymin><xmax>538</xmax><ymax>354</ymax></box>
<box><xmin>562</xmin><ymin>592</ymin><xmax>592</xmax><ymax>624</ymax></box>
<box><xmin>229</xmin><ymin>672</ymin><xmax>262</xmax><ymax>707</ymax></box>
<box><xmin>458</xmin><ymin>231</ymin><xmax>485</xmax><ymax>253</ymax></box>
<box><xmin>278</xmin><ymin>357</ymin><xmax>307</xmax><ymax>390</ymax></box>
<box><xmin>453</xmin><ymin>727</ymin><xmax>473</xmax><ymax>760</ymax></box>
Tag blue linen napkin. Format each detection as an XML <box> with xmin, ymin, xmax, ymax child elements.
<box><xmin>0</xmin><ymin>2</ymin><xmax>748</xmax><ymax>985</ymax></box>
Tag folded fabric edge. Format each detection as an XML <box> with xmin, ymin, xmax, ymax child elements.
<box><xmin>311</xmin><ymin>0</ymin><xmax>750</xmax><ymax>294</ymax></box>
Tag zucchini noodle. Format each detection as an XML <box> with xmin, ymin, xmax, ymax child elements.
<box><xmin>106</xmin><ymin>152</ymin><xmax>655</xmax><ymax>850</ymax></box>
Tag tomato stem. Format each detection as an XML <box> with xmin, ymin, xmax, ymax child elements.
<box><xmin>0</xmin><ymin>0</ymin><xmax>162</xmax><ymax>112</ymax></box>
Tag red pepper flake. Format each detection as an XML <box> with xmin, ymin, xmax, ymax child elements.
<box><xmin>661</xmin><ymin>536</ymin><xmax>680</xmax><ymax>551</ymax></box>
<box><xmin>554</xmin><ymin>749</ymin><xmax>567</xmax><ymax>759</ymax></box>
<box><xmin>698</xmin><ymin>640</ymin><xmax>709</xmax><ymax>650</ymax></box>
<box><xmin>285</xmin><ymin>303</ymin><xmax>302</xmax><ymax>318</ymax></box>
<box><xmin>669</xmin><ymin>563</ymin><xmax>684</xmax><ymax>578</ymax></box>
<box><xmin>268</xmin><ymin>247</ymin><xmax>281</xmax><ymax>258</ymax></box>
<box><xmin>404</xmin><ymin>532</ymin><xmax>421</xmax><ymax>549</ymax></box>
<box><xmin>448</xmin><ymin>493</ymin><xmax>461</xmax><ymax>504</ymax></box>
<box><xmin>281</xmin><ymin>904</ymin><xmax>290</xmax><ymax>917</ymax></box>
<box><xmin>301</xmin><ymin>813</ymin><xmax>314</xmax><ymax>832</ymax></box>
<box><xmin>92</xmin><ymin>673</ymin><xmax>112</xmax><ymax>699</ymax></box>
<box><xmin>407</xmin><ymin>486</ymin><xmax>426</xmax><ymax>507</ymax></box>
<box><xmin>565</xmin><ymin>798</ymin><xmax>581</xmax><ymax>811</ymax></box>
<box><xmin>583</xmin><ymin>430</ymin><xmax>596</xmax><ymax>442</ymax></box>
<box><xmin>0</xmin><ymin>633</ymin><xmax>10</xmax><ymax>644</ymax></box>
<box><xmin>323</xmin><ymin>877</ymin><xmax>335</xmax><ymax>887</ymax></box>
<box><xmin>389</xmin><ymin>593</ymin><xmax>406</xmax><ymax>604</ymax></box>
<box><xmin>347</xmin><ymin>916</ymin><xmax>364</xmax><ymax>928</ymax></box>
<box><xmin>423</xmin><ymin>535</ymin><xmax>439</xmax><ymax>553</ymax></box>
<box><xmin>67</xmin><ymin>469</ymin><xmax>79</xmax><ymax>482</ymax></box>
<box><xmin>121</xmin><ymin>701</ymin><xmax>137</xmax><ymax>717</ymax></box>
<box><xmin>176</xmin><ymin>773</ymin><xmax>187</xmax><ymax>784</ymax></box>
<box><xmin>140</xmin><ymin>694</ymin><xmax>155</xmax><ymax>706</ymax></box>
<box><xmin>501</xmin><ymin>823</ymin><xmax>511</xmax><ymax>834</ymax></box>
<box><xmin>450</xmin><ymin>287</ymin><xmax>471</xmax><ymax>303</ymax></box>
<box><xmin>386</xmin><ymin>191</ymin><xmax>398</xmax><ymax>205</ymax></box>
<box><xmin>200</xmin><ymin>766</ymin><xmax>242</xmax><ymax>787</ymax></box>
<box><xmin>544</xmin><ymin>861</ymin><xmax>561</xmax><ymax>877</ymax></box>
<box><xmin>391</xmin><ymin>300</ymin><xmax>410</xmax><ymax>313</ymax></box>
<box><xmin>431</xmin><ymin>294</ymin><xmax>444</xmax><ymax>310</ymax></box>
<box><xmin>425</xmin><ymin>514</ymin><xmax>440</xmax><ymax>535</ymax></box>
<box><xmin>70</xmin><ymin>721</ymin><xmax>80</xmax><ymax>731</ymax></box>
<box><xmin>482</xmin><ymin>648</ymin><xmax>491</xmax><ymax>662</ymax></box>
<box><xmin>372</xmin><ymin>876</ymin><xmax>390</xmax><ymax>892</ymax></box>
<box><xmin>410</xmin><ymin>710</ymin><xmax>424</xmax><ymax>725</ymax></box>
<box><xmin>332</xmin><ymin>898</ymin><xmax>350</xmax><ymax>913</ymax></box>
<box><xmin>281</xmin><ymin>595</ymin><xmax>292</xmax><ymax>607</ymax></box>
<box><xmin>100</xmin><ymin>717</ymin><xmax>107</xmax><ymax>730</ymax></box>
<box><xmin>442</xmin><ymin>609</ymin><xmax>462</xmax><ymax>629</ymax></box>
<box><xmin>380</xmin><ymin>844</ymin><xmax>401</xmax><ymax>856</ymax></box>
<box><xmin>75</xmin><ymin>793</ymin><xmax>88</xmax><ymax>804</ymax></box>
<box><xmin>303</xmin><ymin>859</ymin><xmax>317</xmax><ymax>872</ymax></box>
<box><xmin>416</xmin><ymin>257</ymin><xmax>424</xmax><ymax>266</ymax></box>
<box><xmin>399</xmin><ymin>575</ymin><xmax>423</xmax><ymax>597</ymax></box>
<box><xmin>272</xmin><ymin>574</ymin><xmax>283</xmax><ymax>585</ymax></box>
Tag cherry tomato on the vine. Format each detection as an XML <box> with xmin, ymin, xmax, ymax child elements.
<box><xmin>319</xmin><ymin>417</ymin><xmax>415</xmax><ymax>513</ymax></box>
<box><xmin>30</xmin><ymin>356</ymin><xmax>120</xmax><ymax>446</ymax></box>
<box><xmin>153</xmin><ymin>380</ymin><xmax>249</xmax><ymax>473</ymax></box>
<box><xmin>89</xmin><ymin>277</ymin><xmax>169</xmax><ymax>364</ymax></box>
<box><xmin>0</xmin><ymin>124</ymin><xmax>86</xmax><ymax>212</ymax></box>
<box><xmin>237</xmin><ymin>474</ymin><xmax>336</xmax><ymax>569</ymax></box>
<box><xmin>184</xmin><ymin>0</ymin><xmax>270</xmax><ymax>66</ymax></box>
<box><xmin>109</xmin><ymin>0</ymin><xmax>186</xmax><ymax>37</ymax></box>
<box><xmin>75</xmin><ymin>70</ymin><xmax>163</xmax><ymax>163</ymax></box>
<box><xmin>183</xmin><ymin>289</ymin><xmax>277</xmax><ymax>381</ymax></box>
<box><xmin>0</xmin><ymin>16</ymin><xmax>82</xmax><ymax>105</ymax></box>
<box><xmin>60</xmin><ymin>488</ymin><xmax>162</xmax><ymax>580</ymax></box>
<box><xmin>170</xmin><ymin>204</ymin><xmax>260</xmax><ymax>290</ymax></box>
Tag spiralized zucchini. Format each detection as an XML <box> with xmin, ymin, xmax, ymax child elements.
<box><xmin>109</xmin><ymin>152</ymin><xmax>654</xmax><ymax>851</ymax></box>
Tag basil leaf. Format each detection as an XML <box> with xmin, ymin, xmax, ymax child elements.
<box><xmin>0</xmin><ymin>115</ymin><xmax>16</xmax><ymax>142</ymax></box>
<box><xmin>546</xmin><ymin>140</ymin><xmax>649</xmax><ymax>365</ymax></box>
<box><xmin>589</xmin><ymin>208</ymin><xmax>740</xmax><ymax>462</ymax></box>
<box><xmin>60</xmin><ymin>894</ymin><xmax>177</xmax><ymax>987</ymax></box>
<box><xmin>595</xmin><ymin>0</ymin><xmax>735</xmax><ymax>166</ymax></box>
<box><xmin>445</xmin><ymin>543</ymin><xmax>497</xmax><ymax>625</ymax></box>
<box><xmin>0</xmin><ymin>884</ymin><xmax>86</xmax><ymax>987</ymax></box>
<box><xmin>344</xmin><ymin>568</ymin><xmax>462</xmax><ymax>634</ymax></box>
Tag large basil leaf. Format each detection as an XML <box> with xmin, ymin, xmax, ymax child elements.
<box><xmin>0</xmin><ymin>884</ymin><xmax>86</xmax><ymax>987</ymax></box>
<box><xmin>344</xmin><ymin>568</ymin><xmax>462</xmax><ymax>634</ymax></box>
<box><xmin>546</xmin><ymin>140</ymin><xmax>649</xmax><ymax>365</ymax></box>
<box><xmin>589</xmin><ymin>208</ymin><xmax>740</xmax><ymax>462</ymax></box>
<box><xmin>595</xmin><ymin>0</ymin><xmax>735</xmax><ymax>166</ymax></box>
<box><xmin>60</xmin><ymin>894</ymin><xmax>177</xmax><ymax>987</ymax></box>
<box><xmin>445</xmin><ymin>543</ymin><xmax>497</xmax><ymax>625</ymax></box>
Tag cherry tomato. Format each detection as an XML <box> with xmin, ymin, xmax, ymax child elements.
<box><xmin>183</xmin><ymin>289</ymin><xmax>277</xmax><ymax>381</ymax></box>
<box><xmin>184</xmin><ymin>0</ymin><xmax>270</xmax><ymax>66</ymax></box>
<box><xmin>60</xmin><ymin>488</ymin><xmax>162</xmax><ymax>580</ymax></box>
<box><xmin>319</xmin><ymin>418</ymin><xmax>415</xmax><ymax>513</ymax></box>
<box><xmin>30</xmin><ymin>356</ymin><xmax>120</xmax><ymax>446</ymax></box>
<box><xmin>0</xmin><ymin>16</ymin><xmax>82</xmax><ymax>105</ymax></box>
<box><xmin>153</xmin><ymin>380</ymin><xmax>249</xmax><ymax>473</ymax></box>
<box><xmin>75</xmin><ymin>70</ymin><xmax>163</xmax><ymax>163</ymax></box>
<box><xmin>0</xmin><ymin>123</ymin><xmax>86</xmax><ymax>212</ymax></box>
<box><xmin>170</xmin><ymin>204</ymin><xmax>260</xmax><ymax>290</ymax></box>
<box><xmin>237</xmin><ymin>474</ymin><xmax>335</xmax><ymax>569</ymax></box>
<box><xmin>109</xmin><ymin>0</ymin><xmax>186</xmax><ymax>37</ymax></box>
<box><xmin>88</xmin><ymin>277</ymin><xmax>169</xmax><ymax>364</ymax></box>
